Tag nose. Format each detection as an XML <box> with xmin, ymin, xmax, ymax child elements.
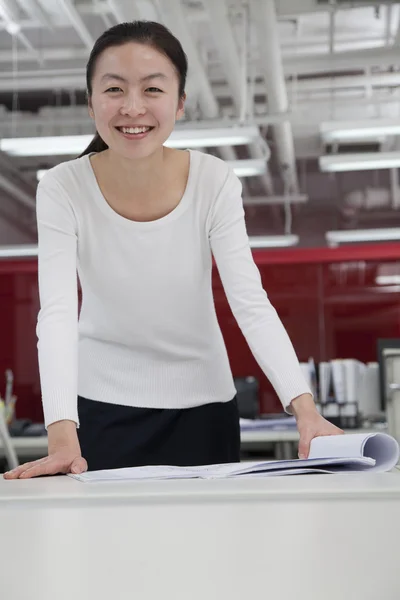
<box><xmin>120</xmin><ymin>91</ymin><xmax>146</xmax><ymax>116</ymax></box>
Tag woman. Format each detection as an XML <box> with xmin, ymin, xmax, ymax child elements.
<box><xmin>5</xmin><ymin>21</ymin><xmax>341</xmax><ymax>480</ymax></box>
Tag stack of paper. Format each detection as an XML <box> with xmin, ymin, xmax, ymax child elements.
<box><xmin>69</xmin><ymin>432</ymin><xmax>399</xmax><ymax>483</ymax></box>
<box><xmin>239</xmin><ymin>417</ymin><xmax>297</xmax><ymax>430</ymax></box>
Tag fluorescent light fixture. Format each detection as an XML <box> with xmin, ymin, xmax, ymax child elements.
<box><xmin>166</xmin><ymin>125</ymin><xmax>261</xmax><ymax>148</ymax></box>
<box><xmin>376</xmin><ymin>275</ymin><xmax>400</xmax><ymax>286</ymax></box>
<box><xmin>0</xmin><ymin>245</ymin><xmax>38</xmax><ymax>258</ymax></box>
<box><xmin>37</xmin><ymin>156</ymin><xmax>266</xmax><ymax>181</ymax></box>
<box><xmin>228</xmin><ymin>159</ymin><xmax>266</xmax><ymax>177</ymax></box>
<box><xmin>1</xmin><ymin>125</ymin><xmax>262</xmax><ymax>157</ymax></box>
<box><xmin>321</xmin><ymin>120</ymin><xmax>400</xmax><ymax>143</ymax></box>
<box><xmin>2</xmin><ymin>135</ymin><xmax>93</xmax><ymax>157</ymax></box>
<box><xmin>249</xmin><ymin>235</ymin><xmax>299</xmax><ymax>248</ymax></box>
<box><xmin>319</xmin><ymin>152</ymin><xmax>400</xmax><ymax>173</ymax></box>
<box><xmin>326</xmin><ymin>228</ymin><xmax>400</xmax><ymax>247</ymax></box>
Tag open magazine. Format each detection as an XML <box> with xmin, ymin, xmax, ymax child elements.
<box><xmin>69</xmin><ymin>432</ymin><xmax>399</xmax><ymax>483</ymax></box>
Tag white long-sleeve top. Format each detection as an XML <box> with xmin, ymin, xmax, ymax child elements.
<box><xmin>36</xmin><ymin>149</ymin><xmax>311</xmax><ymax>427</ymax></box>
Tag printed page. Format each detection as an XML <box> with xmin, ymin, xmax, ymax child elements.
<box><xmin>308</xmin><ymin>432</ymin><xmax>399</xmax><ymax>471</ymax></box>
<box><xmin>308</xmin><ymin>433</ymin><xmax>367</xmax><ymax>460</ymax></box>
<box><xmin>70</xmin><ymin>464</ymin><xmax>198</xmax><ymax>482</ymax></box>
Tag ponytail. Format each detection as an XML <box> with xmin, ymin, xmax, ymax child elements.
<box><xmin>78</xmin><ymin>131</ymin><xmax>108</xmax><ymax>158</ymax></box>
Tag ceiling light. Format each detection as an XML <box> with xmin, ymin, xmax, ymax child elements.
<box><xmin>321</xmin><ymin>120</ymin><xmax>400</xmax><ymax>143</ymax></box>
<box><xmin>319</xmin><ymin>152</ymin><xmax>400</xmax><ymax>173</ymax></box>
<box><xmin>326</xmin><ymin>228</ymin><xmax>400</xmax><ymax>247</ymax></box>
<box><xmin>0</xmin><ymin>245</ymin><xmax>38</xmax><ymax>258</ymax></box>
<box><xmin>2</xmin><ymin>135</ymin><xmax>93</xmax><ymax>157</ymax></box>
<box><xmin>249</xmin><ymin>235</ymin><xmax>299</xmax><ymax>248</ymax></box>
<box><xmin>166</xmin><ymin>125</ymin><xmax>262</xmax><ymax>148</ymax></box>
<box><xmin>376</xmin><ymin>275</ymin><xmax>400</xmax><ymax>286</ymax></box>
<box><xmin>5</xmin><ymin>21</ymin><xmax>20</xmax><ymax>35</ymax></box>
<box><xmin>228</xmin><ymin>159</ymin><xmax>266</xmax><ymax>177</ymax></box>
<box><xmin>1</xmin><ymin>125</ymin><xmax>263</xmax><ymax>157</ymax></box>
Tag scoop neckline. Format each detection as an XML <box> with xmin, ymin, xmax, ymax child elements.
<box><xmin>82</xmin><ymin>148</ymin><xmax>195</xmax><ymax>230</ymax></box>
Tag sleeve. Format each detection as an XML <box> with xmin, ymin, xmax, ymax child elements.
<box><xmin>36</xmin><ymin>174</ymin><xmax>79</xmax><ymax>428</ymax></box>
<box><xmin>208</xmin><ymin>168</ymin><xmax>312</xmax><ymax>413</ymax></box>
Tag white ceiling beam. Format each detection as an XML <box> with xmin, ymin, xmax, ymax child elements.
<box><xmin>1</xmin><ymin>66</ymin><xmax>399</xmax><ymax>95</ymax></box>
<box><xmin>106</xmin><ymin>0</ymin><xmax>140</xmax><ymax>21</ymax></box>
<box><xmin>0</xmin><ymin>173</ymin><xmax>36</xmax><ymax>210</ymax></box>
<box><xmin>58</xmin><ymin>0</ymin><xmax>95</xmax><ymax>50</ymax></box>
<box><xmin>283</xmin><ymin>46</ymin><xmax>400</xmax><ymax>76</ymax></box>
<box><xmin>0</xmin><ymin>0</ymin><xmax>42</xmax><ymax>62</ymax></box>
<box><xmin>154</xmin><ymin>0</ymin><xmax>247</xmax><ymax>179</ymax></box>
<box><xmin>0</xmin><ymin>43</ymin><xmax>398</xmax><ymax>75</ymax></box>
<box><xmin>274</xmin><ymin>0</ymin><xmax>388</xmax><ymax>18</ymax></box>
<box><xmin>213</xmin><ymin>72</ymin><xmax>400</xmax><ymax>98</ymax></box>
<box><xmin>202</xmin><ymin>0</ymin><xmax>243</xmax><ymax>115</ymax></box>
<box><xmin>0</xmin><ymin>0</ymin><xmax>19</xmax><ymax>22</ymax></box>
<box><xmin>0</xmin><ymin>47</ymin><xmax>88</xmax><ymax>63</ymax></box>
<box><xmin>17</xmin><ymin>0</ymin><xmax>54</xmax><ymax>29</ymax></box>
<box><xmin>0</xmin><ymin>151</ymin><xmax>36</xmax><ymax>212</ymax></box>
<box><xmin>203</xmin><ymin>0</ymin><xmax>273</xmax><ymax>195</ymax></box>
<box><xmin>155</xmin><ymin>0</ymin><xmax>219</xmax><ymax>118</ymax></box>
<box><xmin>107</xmin><ymin>0</ymin><xmax>159</xmax><ymax>22</ymax></box>
<box><xmin>252</xmin><ymin>0</ymin><xmax>299</xmax><ymax>195</ymax></box>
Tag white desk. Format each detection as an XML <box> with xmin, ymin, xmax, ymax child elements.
<box><xmin>1</xmin><ymin>473</ymin><xmax>400</xmax><ymax>600</ymax></box>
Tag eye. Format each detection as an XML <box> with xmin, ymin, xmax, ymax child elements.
<box><xmin>105</xmin><ymin>87</ymin><xmax>122</xmax><ymax>93</ymax></box>
<box><xmin>146</xmin><ymin>87</ymin><xmax>163</xmax><ymax>93</ymax></box>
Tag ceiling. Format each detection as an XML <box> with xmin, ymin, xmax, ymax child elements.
<box><xmin>0</xmin><ymin>0</ymin><xmax>400</xmax><ymax>245</ymax></box>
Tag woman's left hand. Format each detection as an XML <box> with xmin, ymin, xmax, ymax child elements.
<box><xmin>290</xmin><ymin>394</ymin><xmax>344</xmax><ymax>459</ymax></box>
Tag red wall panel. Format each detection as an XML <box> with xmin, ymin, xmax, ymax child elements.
<box><xmin>0</xmin><ymin>243</ymin><xmax>399</xmax><ymax>421</ymax></box>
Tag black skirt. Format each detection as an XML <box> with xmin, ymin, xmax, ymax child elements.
<box><xmin>77</xmin><ymin>395</ymin><xmax>240</xmax><ymax>471</ymax></box>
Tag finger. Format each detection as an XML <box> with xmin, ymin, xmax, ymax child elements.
<box><xmin>4</xmin><ymin>460</ymin><xmax>40</xmax><ymax>479</ymax></box>
<box><xmin>19</xmin><ymin>458</ymin><xmax>63</xmax><ymax>479</ymax></box>
<box><xmin>298</xmin><ymin>435</ymin><xmax>311</xmax><ymax>460</ymax></box>
<box><xmin>70</xmin><ymin>457</ymin><xmax>88</xmax><ymax>474</ymax></box>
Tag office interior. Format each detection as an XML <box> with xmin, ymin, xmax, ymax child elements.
<box><xmin>1</xmin><ymin>3</ymin><xmax>400</xmax><ymax>599</ymax></box>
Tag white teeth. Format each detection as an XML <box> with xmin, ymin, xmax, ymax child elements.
<box><xmin>120</xmin><ymin>126</ymin><xmax>150</xmax><ymax>134</ymax></box>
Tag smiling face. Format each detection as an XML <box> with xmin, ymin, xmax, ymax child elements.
<box><xmin>88</xmin><ymin>42</ymin><xmax>186</xmax><ymax>159</ymax></box>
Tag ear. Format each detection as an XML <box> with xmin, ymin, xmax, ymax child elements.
<box><xmin>176</xmin><ymin>92</ymin><xmax>186</xmax><ymax>122</ymax></box>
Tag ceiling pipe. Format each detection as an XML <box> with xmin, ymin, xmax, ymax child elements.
<box><xmin>0</xmin><ymin>174</ymin><xmax>35</xmax><ymax>210</ymax></box>
<box><xmin>1</xmin><ymin>67</ymin><xmax>400</xmax><ymax>96</ymax></box>
<box><xmin>17</xmin><ymin>0</ymin><xmax>54</xmax><ymax>29</ymax></box>
<box><xmin>154</xmin><ymin>0</ymin><xmax>240</xmax><ymax>169</ymax></box>
<box><xmin>203</xmin><ymin>0</ymin><xmax>273</xmax><ymax>195</ymax></box>
<box><xmin>106</xmin><ymin>0</ymin><xmax>140</xmax><ymax>22</ymax></box>
<box><xmin>252</xmin><ymin>0</ymin><xmax>299</xmax><ymax>194</ymax></box>
<box><xmin>58</xmin><ymin>0</ymin><xmax>95</xmax><ymax>50</ymax></box>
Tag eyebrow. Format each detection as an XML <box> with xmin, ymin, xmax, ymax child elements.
<box><xmin>100</xmin><ymin>72</ymin><xmax>168</xmax><ymax>83</ymax></box>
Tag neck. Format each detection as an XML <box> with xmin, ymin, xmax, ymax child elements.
<box><xmin>103</xmin><ymin>147</ymin><xmax>166</xmax><ymax>192</ymax></box>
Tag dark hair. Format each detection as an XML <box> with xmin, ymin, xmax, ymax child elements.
<box><xmin>79</xmin><ymin>21</ymin><xmax>188</xmax><ymax>157</ymax></box>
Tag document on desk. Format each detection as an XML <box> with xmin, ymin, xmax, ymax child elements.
<box><xmin>69</xmin><ymin>432</ymin><xmax>400</xmax><ymax>482</ymax></box>
<box><xmin>239</xmin><ymin>417</ymin><xmax>297</xmax><ymax>430</ymax></box>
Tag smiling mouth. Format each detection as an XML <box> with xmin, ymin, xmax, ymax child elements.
<box><xmin>115</xmin><ymin>126</ymin><xmax>154</xmax><ymax>135</ymax></box>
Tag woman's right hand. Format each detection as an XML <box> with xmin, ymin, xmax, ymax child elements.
<box><xmin>3</xmin><ymin>448</ymin><xmax>87</xmax><ymax>479</ymax></box>
<box><xmin>3</xmin><ymin>419</ymin><xmax>88</xmax><ymax>479</ymax></box>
